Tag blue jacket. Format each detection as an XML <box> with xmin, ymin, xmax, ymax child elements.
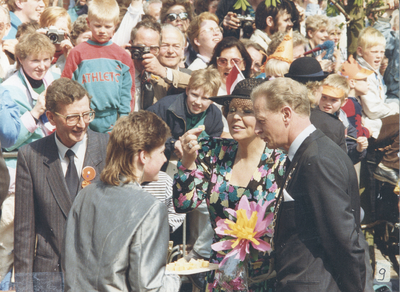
<box><xmin>147</xmin><ymin>92</ymin><xmax>223</xmax><ymax>160</ymax></box>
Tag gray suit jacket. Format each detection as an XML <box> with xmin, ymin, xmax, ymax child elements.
<box><xmin>62</xmin><ymin>181</ymin><xmax>181</xmax><ymax>292</ymax></box>
<box><xmin>0</xmin><ymin>145</ymin><xmax>9</xmax><ymax>208</ymax></box>
<box><xmin>14</xmin><ymin>129</ymin><xmax>108</xmax><ymax>292</ymax></box>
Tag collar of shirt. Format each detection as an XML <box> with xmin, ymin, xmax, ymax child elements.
<box><xmin>55</xmin><ymin>133</ymin><xmax>88</xmax><ymax>178</ymax></box>
<box><xmin>197</xmin><ymin>54</ymin><xmax>210</xmax><ymax>64</ymax></box>
<box><xmin>287</xmin><ymin>124</ymin><xmax>316</xmax><ymax>161</ymax></box>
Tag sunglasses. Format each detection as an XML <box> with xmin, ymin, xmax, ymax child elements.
<box><xmin>216</xmin><ymin>57</ymin><xmax>243</xmax><ymax>67</ymax></box>
<box><xmin>166</xmin><ymin>12</ymin><xmax>189</xmax><ymax>22</ymax></box>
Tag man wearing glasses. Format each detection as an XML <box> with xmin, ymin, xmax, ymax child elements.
<box><xmin>130</xmin><ymin>19</ymin><xmax>191</xmax><ymax>109</ymax></box>
<box><xmin>14</xmin><ymin>78</ymin><xmax>108</xmax><ymax>292</ymax></box>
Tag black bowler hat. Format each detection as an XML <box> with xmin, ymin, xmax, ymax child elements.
<box><xmin>284</xmin><ymin>57</ymin><xmax>329</xmax><ymax>83</ymax></box>
<box><xmin>209</xmin><ymin>78</ymin><xmax>266</xmax><ymax>106</ymax></box>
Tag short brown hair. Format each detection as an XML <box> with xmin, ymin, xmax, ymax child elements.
<box><xmin>70</xmin><ymin>14</ymin><xmax>90</xmax><ymax>45</ymax></box>
<box><xmin>100</xmin><ymin>111</ymin><xmax>171</xmax><ymax>186</ymax></box>
<box><xmin>40</xmin><ymin>7</ymin><xmax>72</xmax><ymax>32</ymax></box>
<box><xmin>160</xmin><ymin>0</ymin><xmax>193</xmax><ymax>24</ymax></box>
<box><xmin>186</xmin><ymin>12</ymin><xmax>219</xmax><ymax>53</ymax></box>
<box><xmin>130</xmin><ymin>18</ymin><xmax>161</xmax><ymax>44</ymax></box>
<box><xmin>15</xmin><ymin>32</ymin><xmax>55</xmax><ymax>70</ymax></box>
<box><xmin>46</xmin><ymin>78</ymin><xmax>91</xmax><ymax>113</ymax></box>
<box><xmin>251</xmin><ymin>77</ymin><xmax>310</xmax><ymax>117</ymax></box>
<box><xmin>188</xmin><ymin>67</ymin><xmax>221</xmax><ymax>96</ymax></box>
<box><xmin>15</xmin><ymin>21</ymin><xmax>39</xmax><ymax>39</ymax></box>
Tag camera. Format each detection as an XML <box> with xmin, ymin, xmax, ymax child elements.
<box><xmin>237</xmin><ymin>15</ymin><xmax>255</xmax><ymax>39</ymax></box>
<box><xmin>44</xmin><ymin>26</ymin><xmax>66</xmax><ymax>45</ymax></box>
<box><xmin>127</xmin><ymin>45</ymin><xmax>151</xmax><ymax>60</ymax></box>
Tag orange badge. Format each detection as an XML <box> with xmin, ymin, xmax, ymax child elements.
<box><xmin>82</xmin><ymin>166</ymin><xmax>96</xmax><ymax>181</ymax></box>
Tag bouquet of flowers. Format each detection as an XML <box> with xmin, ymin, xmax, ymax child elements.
<box><xmin>211</xmin><ymin>196</ymin><xmax>274</xmax><ymax>291</ymax></box>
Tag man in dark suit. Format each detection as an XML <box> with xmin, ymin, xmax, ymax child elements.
<box><xmin>252</xmin><ymin>77</ymin><xmax>372</xmax><ymax>292</ymax></box>
<box><xmin>14</xmin><ymin>78</ymin><xmax>109</xmax><ymax>292</ymax></box>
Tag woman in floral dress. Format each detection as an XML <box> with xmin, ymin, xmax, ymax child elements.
<box><xmin>173</xmin><ymin>79</ymin><xmax>286</xmax><ymax>292</ymax></box>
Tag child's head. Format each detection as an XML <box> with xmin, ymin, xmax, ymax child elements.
<box><xmin>186</xmin><ymin>67</ymin><xmax>221</xmax><ymax>115</ymax></box>
<box><xmin>305</xmin><ymin>15</ymin><xmax>328</xmax><ymax>47</ymax></box>
<box><xmin>340</xmin><ymin>56</ymin><xmax>373</xmax><ymax>96</ymax></box>
<box><xmin>265</xmin><ymin>59</ymin><xmax>290</xmax><ymax>79</ymax></box>
<box><xmin>356</xmin><ymin>27</ymin><xmax>386</xmax><ymax>71</ymax></box>
<box><xmin>319</xmin><ymin>74</ymin><xmax>349</xmax><ymax>114</ymax></box>
<box><xmin>326</xmin><ymin>16</ymin><xmax>343</xmax><ymax>46</ymax></box>
<box><xmin>70</xmin><ymin>14</ymin><xmax>91</xmax><ymax>46</ymax></box>
<box><xmin>87</xmin><ymin>0</ymin><xmax>119</xmax><ymax>43</ymax></box>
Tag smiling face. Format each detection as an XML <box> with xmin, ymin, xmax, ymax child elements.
<box><xmin>357</xmin><ymin>45</ymin><xmax>385</xmax><ymax>70</ymax></box>
<box><xmin>20</xmin><ymin>0</ymin><xmax>45</xmax><ymax>23</ymax></box>
<box><xmin>274</xmin><ymin>10</ymin><xmax>293</xmax><ymax>34</ymax></box>
<box><xmin>164</xmin><ymin>5</ymin><xmax>189</xmax><ymax>33</ymax></box>
<box><xmin>19</xmin><ymin>52</ymin><xmax>51</xmax><ymax>80</ymax></box>
<box><xmin>132</xmin><ymin>27</ymin><xmax>160</xmax><ymax>72</ymax></box>
<box><xmin>328</xmin><ymin>29</ymin><xmax>341</xmax><ymax>45</ymax></box>
<box><xmin>226</xmin><ymin>98</ymin><xmax>258</xmax><ymax>142</ymax></box>
<box><xmin>308</xmin><ymin>27</ymin><xmax>328</xmax><ymax>47</ymax></box>
<box><xmin>246</xmin><ymin>46</ymin><xmax>263</xmax><ymax>77</ymax></box>
<box><xmin>217</xmin><ymin>46</ymin><xmax>245</xmax><ymax>84</ymax></box>
<box><xmin>87</xmin><ymin>17</ymin><xmax>115</xmax><ymax>43</ymax></box>
<box><xmin>142</xmin><ymin>144</ymin><xmax>167</xmax><ymax>182</ymax></box>
<box><xmin>158</xmin><ymin>28</ymin><xmax>184</xmax><ymax>69</ymax></box>
<box><xmin>194</xmin><ymin>19</ymin><xmax>222</xmax><ymax>58</ymax></box>
<box><xmin>318</xmin><ymin>94</ymin><xmax>342</xmax><ymax>114</ymax></box>
<box><xmin>186</xmin><ymin>87</ymin><xmax>212</xmax><ymax>115</ymax></box>
<box><xmin>47</xmin><ymin>95</ymin><xmax>91</xmax><ymax>148</ymax></box>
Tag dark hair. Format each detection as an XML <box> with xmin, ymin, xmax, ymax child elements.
<box><xmin>46</xmin><ymin>78</ymin><xmax>91</xmax><ymax>113</ymax></box>
<box><xmin>130</xmin><ymin>18</ymin><xmax>161</xmax><ymax>43</ymax></box>
<box><xmin>208</xmin><ymin>37</ymin><xmax>252</xmax><ymax>78</ymax></box>
<box><xmin>160</xmin><ymin>0</ymin><xmax>194</xmax><ymax>24</ymax></box>
<box><xmin>255</xmin><ymin>0</ymin><xmax>293</xmax><ymax>31</ymax></box>
<box><xmin>100</xmin><ymin>111</ymin><xmax>171</xmax><ymax>186</ymax></box>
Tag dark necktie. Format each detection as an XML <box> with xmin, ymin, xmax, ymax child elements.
<box><xmin>65</xmin><ymin>149</ymin><xmax>79</xmax><ymax>199</ymax></box>
<box><xmin>141</xmin><ymin>71</ymin><xmax>154</xmax><ymax>110</ymax></box>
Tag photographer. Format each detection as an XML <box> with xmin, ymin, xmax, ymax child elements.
<box><xmin>249</xmin><ymin>0</ymin><xmax>293</xmax><ymax>52</ymax></box>
<box><xmin>39</xmin><ymin>7</ymin><xmax>74</xmax><ymax>75</ymax></box>
<box><xmin>130</xmin><ymin>19</ymin><xmax>191</xmax><ymax>110</ymax></box>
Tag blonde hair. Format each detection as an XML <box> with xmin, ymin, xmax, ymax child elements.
<box><xmin>293</xmin><ymin>30</ymin><xmax>307</xmax><ymax>48</ymax></box>
<box><xmin>187</xmin><ymin>67</ymin><xmax>221</xmax><ymax>96</ymax></box>
<box><xmin>326</xmin><ymin>16</ymin><xmax>343</xmax><ymax>34</ymax></box>
<box><xmin>40</xmin><ymin>7</ymin><xmax>72</xmax><ymax>32</ymax></box>
<box><xmin>0</xmin><ymin>6</ymin><xmax>10</xmax><ymax>23</ymax></box>
<box><xmin>187</xmin><ymin>12</ymin><xmax>219</xmax><ymax>53</ymax></box>
<box><xmin>322</xmin><ymin>73</ymin><xmax>350</xmax><ymax>102</ymax></box>
<box><xmin>88</xmin><ymin>0</ymin><xmax>119</xmax><ymax>24</ymax></box>
<box><xmin>101</xmin><ymin>111</ymin><xmax>170</xmax><ymax>186</ymax></box>
<box><xmin>357</xmin><ymin>26</ymin><xmax>386</xmax><ymax>51</ymax></box>
<box><xmin>305</xmin><ymin>80</ymin><xmax>322</xmax><ymax>106</ymax></box>
<box><xmin>251</xmin><ymin>77</ymin><xmax>310</xmax><ymax>117</ymax></box>
<box><xmin>265</xmin><ymin>59</ymin><xmax>290</xmax><ymax>78</ymax></box>
<box><xmin>305</xmin><ymin>15</ymin><xmax>328</xmax><ymax>36</ymax></box>
<box><xmin>15</xmin><ymin>32</ymin><xmax>55</xmax><ymax>70</ymax></box>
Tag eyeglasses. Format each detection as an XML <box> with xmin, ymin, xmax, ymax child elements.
<box><xmin>216</xmin><ymin>57</ymin><xmax>243</xmax><ymax>67</ymax></box>
<box><xmin>166</xmin><ymin>12</ymin><xmax>189</xmax><ymax>22</ymax></box>
<box><xmin>200</xmin><ymin>26</ymin><xmax>223</xmax><ymax>35</ymax></box>
<box><xmin>55</xmin><ymin>110</ymin><xmax>95</xmax><ymax>126</ymax></box>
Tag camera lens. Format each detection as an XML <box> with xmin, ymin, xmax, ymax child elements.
<box><xmin>48</xmin><ymin>33</ymin><xmax>58</xmax><ymax>44</ymax></box>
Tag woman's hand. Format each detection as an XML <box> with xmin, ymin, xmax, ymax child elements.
<box><xmin>60</xmin><ymin>38</ymin><xmax>74</xmax><ymax>58</ymax></box>
<box><xmin>31</xmin><ymin>90</ymin><xmax>46</xmax><ymax>120</ymax></box>
<box><xmin>179</xmin><ymin>127</ymin><xmax>204</xmax><ymax>169</ymax></box>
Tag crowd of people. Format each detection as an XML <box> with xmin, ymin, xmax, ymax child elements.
<box><xmin>0</xmin><ymin>0</ymin><xmax>398</xmax><ymax>290</ymax></box>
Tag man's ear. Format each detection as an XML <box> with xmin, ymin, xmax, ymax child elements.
<box><xmin>281</xmin><ymin>105</ymin><xmax>292</xmax><ymax>124</ymax></box>
<box><xmin>266</xmin><ymin>16</ymin><xmax>274</xmax><ymax>28</ymax></box>
<box><xmin>46</xmin><ymin>111</ymin><xmax>56</xmax><ymax>126</ymax></box>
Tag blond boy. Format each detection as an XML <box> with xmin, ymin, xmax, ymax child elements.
<box><xmin>62</xmin><ymin>0</ymin><xmax>135</xmax><ymax>133</ymax></box>
<box><xmin>319</xmin><ymin>73</ymin><xmax>368</xmax><ymax>164</ymax></box>
<box><xmin>356</xmin><ymin>29</ymin><xmax>399</xmax><ymax>184</ymax></box>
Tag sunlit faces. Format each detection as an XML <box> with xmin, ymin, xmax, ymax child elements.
<box><xmin>253</xmin><ymin>97</ymin><xmax>287</xmax><ymax>150</ymax></box>
<box><xmin>87</xmin><ymin>18</ymin><xmax>116</xmax><ymax>43</ymax></box>
<box><xmin>354</xmin><ymin>78</ymin><xmax>369</xmax><ymax>96</ymax></box>
<box><xmin>308</xmin><ymin>27</ymin><xmax>328</xmax><ymax>47</ymax></box>
<box><xmin>186</xmin><ymin>87</ymin><xmax>212</xmax><ymax>115</ymax></box>
<box><xmin>357</xmin><ymin>45</ymin><xmax>385</xmax><ymax>70</ymax></box>
<box><xmin>246</xmin><ymin>46</ymin><xmax>263</xmax><ymax>77</ymax></box>
<box><xmin>131</xmin><ymin>27</ymin><xmax>160</xmax><ymax>71</ymax></box>
<box><xmin>53</xmin><ymin>16</ymin><xmax>70</xmax><ymax>34</ymax></box>
<box><xmin>217</xmin><ymin>46</ymin><xmax>245</xmax><ymax>84</ymax></box>
<box><xmin>328</xmin><ymin>29</ymin><xmax>341</xmax><ymax>45</ymax></box>
<box><xmin>158</xmin><ymin>28</ymin><xmax>184</xmax><ymax>69</ymax></box>
<box><xmin>47</xmin><ymin>96</ymin><xmax>91</xmax><ymax>148</ymax></box>
<box><xmin>142</xmin><ymin>144</ymin><xmax>167</xmax><ymax>182</ymax></box>
<box><xmin>194</xmin><ymin>20</ymin><xmax>222</xmax><ymax>57</ymax></box>
<box><xmin>75</xmin><ymin>31</ymin><xmax>92</xmax><ymax>45</ymax></box>
<box><xmin>164</xmin><ymin>5</ymin><xmax>189</xmax><ymax>33</ymax></box>
<box><xmin>19</xmin><ymin>53</ymin><xmax>51</xmax><ymax>80</ymax></box>
<box><xmin>318</xmin><ymin>94</ymin><xmax>343</xmax><ymax>114</ymax></box>
<box><xmin>20</xmin><ymin>0</ymin><xmax>45</xmax><ymax>22</ymax></box>
<box><xmin>226</xmin><ymin>98</ymin><xmax>257</xmax><ymax>141</ymax></box>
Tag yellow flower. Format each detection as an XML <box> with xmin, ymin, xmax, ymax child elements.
<box><xmin>224</xmin><ymin>209</ymin><xmax>260</xmax><ymax>248</ymax></box>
